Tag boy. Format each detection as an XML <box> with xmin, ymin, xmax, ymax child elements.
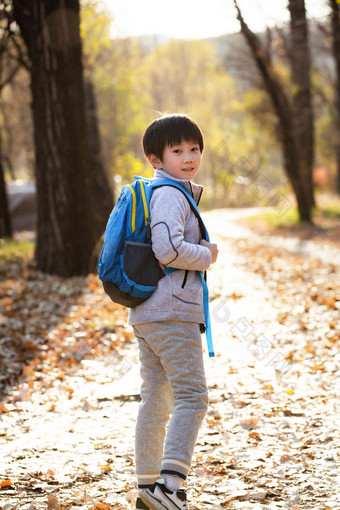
<box><xmin>130</xmin><ymin>114</ymin><xmax>218</xmax><ymax>510</ymax></box>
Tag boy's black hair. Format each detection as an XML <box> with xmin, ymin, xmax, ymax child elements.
<box><xmin>142</xmin><ymin>114</ymin><xmax>204</xmax><ymax>160</ymax></box>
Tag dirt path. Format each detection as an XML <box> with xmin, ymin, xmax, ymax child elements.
<box><xmin>0</xmin><ymin>214</ymin><xmax>339</xmax><ymax>510</ymax></box>
<box><xmin>203</xmin><ymin>209</ymin><xmax>340</xmax><ymax>266</ymax></box>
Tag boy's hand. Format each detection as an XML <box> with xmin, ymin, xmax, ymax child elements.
<box><xmin>200</xmin><ymin>239</ymin><xmax>219</xmax><ymax>264</ymax></box>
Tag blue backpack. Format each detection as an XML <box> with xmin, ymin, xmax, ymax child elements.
<box><xmin>98</xmin><ymin>176</ymin><xmax>214</xmax><ymax>357</ymax></box>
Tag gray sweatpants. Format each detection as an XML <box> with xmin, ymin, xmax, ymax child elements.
<box><xmin>132</xmin><ymin>321</ymin><xmax>209</xmax><ymax>489</ymax></box>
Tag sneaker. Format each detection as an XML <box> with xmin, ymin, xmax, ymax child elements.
<box><xmin>136</xmin><ymin>496</ymin><xmax>150</xmax><ymax>509</ymax></box>
<box><xmin>139</xmin><ymin>478</ymin><xmax>188</xmax><ymax>510</ymax></box>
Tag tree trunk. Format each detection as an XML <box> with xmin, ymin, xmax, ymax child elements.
<box><xmin>12</xmin><ymin>0</ymin><xmax>96</xmax><ymax>276</ymax></box>
<box><xmin>84</xmin><ymin>77</ymin><xmax>113</xmax><ymax>235</ymax></box>
<box><xmin>288</xmin><ymin>0</ymin><xmax>315</xmax><ymax>208</ymax></box>
<box><xmin>234</xmin><ymin>0</ymin><xmax>313</xmax><ymax>222</ymax></box>
<box><xmin>329</xmin><ymin>0</ymin><xmax>340</xmax><ymax>194</ymax></box>
<box><xmin>0</xmin><ymin>131</ymin><xmax>12</xmax><ymax>238</ymax></box>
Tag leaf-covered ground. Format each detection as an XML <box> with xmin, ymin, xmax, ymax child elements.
<box><xmin>0</xmin><ymin>217</ymin><xmax>339</xmax><ymax>510</ymax></box>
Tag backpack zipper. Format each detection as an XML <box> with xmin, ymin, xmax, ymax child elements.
<box><xmin>139</xmin><ymin>180</ymin><xmax>150</xmax><ymax>226</ymax></box>
<box><xmin>139</xmin><ymin>180</ymin><xmax>152</xmax><ymax>240</ymax></box>
<box><xmin>127</xmin><ymin>185</ymin><xmax>136</xmax><ymax>233</ymax></box>
<box><xmin>127</xmin><ymin>181</ymin><xmax>151</xmax><ymax>238</ymax></box>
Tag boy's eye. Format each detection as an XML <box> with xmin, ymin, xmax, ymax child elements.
<box><xmin>192</xmin><ymin>147</ymin><xmax>199</xmax><ymax>151</ymax></box>
<box><xmin>172</xmin><ymin>149</ymin><xmax>181</xmax><ymax>153</ymax></box>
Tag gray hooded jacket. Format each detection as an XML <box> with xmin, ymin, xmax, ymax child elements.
<box><xmin>128</xmin><ymin>169</ymin><xmax>212</xmax><ymax>326</ymax></box>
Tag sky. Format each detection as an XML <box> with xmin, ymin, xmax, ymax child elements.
<box><xmin>103</xmin><ymin>0</ymin><xmax>330</xmax><ymax>40</ymax></box>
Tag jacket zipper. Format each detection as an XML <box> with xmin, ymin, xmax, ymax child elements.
<box><xmin>181</xmin><ymin>270</ymin><xmax>188</xmax><ymax>289</ymax></box>
<box><xmin>188</xmin><ymin>180</ymin><xmax>203</xmax><ymax>206</ymax></box>
<box><xmin>197</xmin><ymin>187</ymin><xmax>203</xmax><ymax>206</ymax></box>
<box><xmin>188</xmin><ymin>181</ymin><xmax>194</xmax><ymax>198</ymax></box>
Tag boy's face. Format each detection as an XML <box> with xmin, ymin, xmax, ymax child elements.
<box><xmin>148</xmin><ymin>140</ymin><xmax>201</xmax><ymax>181</ymax></box>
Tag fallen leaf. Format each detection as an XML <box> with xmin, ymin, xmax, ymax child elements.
<box><xmin>240</xmin><ymin>418</ymin><xmax>258</xmax><ymax>429</ymax></box>
<box><xmin>222</xmin><ymin>490</ymin><xmax>250</xmax><ymax>504</ymax></box>
<box><xmin>280</xmin><ymin>454</ymin><xmax>294</xmax><ymax>462</ymax></box>
<box><xmin>48</xmin><ymin>494</ymin><xmax>60</xmax><ymax>510</ymax></box>
<box><xmin>0</xmin><ymin>480</ymin><xmax>12</xmax><ymax>488</ymax></box>
<box><xmin>0</xmin><ymin>402</ymin><xmax>9</xmax><ymax>413</ymax></box>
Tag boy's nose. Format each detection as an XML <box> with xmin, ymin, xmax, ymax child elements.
<box><xmin>184</xmin><ymin>153</ymin><xmax>193</xmax><ymax>162</ymax></box>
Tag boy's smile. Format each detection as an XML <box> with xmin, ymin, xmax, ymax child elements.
<box><xmin>149</xmin><ymin>140</ymin><xmax>201</xmax><ymax>181</ymax></box>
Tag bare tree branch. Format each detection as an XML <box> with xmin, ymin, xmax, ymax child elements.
<box><xmin>10</xmin><ymin>32</ymin><xmax>31</xmax><ymax>70</ymax></box>
<box><xmin>0</xmin><ymin>62</ymin><xmax>20</xmax><ymax>90</ymax></box>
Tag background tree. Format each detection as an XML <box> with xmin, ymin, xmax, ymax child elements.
<box><xmin>234</xmin><ymin>0</ymin><xmax>315</xmax><ymax>222</ymax></box>
<box><xmin>288</xmin><ymin>0</ymin><xmax>315</xmax><ymax>208</ymax></box>
<box><xmin>12</xmin><ymin>0</ymin><xmax>98</xmax><ymax>276</ymax></box>
<box><xmin>0</xmin><ymin>0</ymin><xmax>23</xmax><ymax>238</ymax></box>
<box><xmin>0</xmin><ymin>135</ymin><xmax>12</xmax><ymax>238</ymax></box>
<box><xmin>329</xmin><ymin>0</ymin><xmax>340</xmax><ymax>194</ymax></box>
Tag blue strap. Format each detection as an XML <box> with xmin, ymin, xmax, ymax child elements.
<box><xmin>200</xmin><ymin>272</ymin><xmax>215</xmax><ymax>358</ymax></box>
<box><xmin>133</xmin><ymin>175</ymin><xmax>150</xmax><ymax>181</ymax></box>
<box><xmin>162</xmin><ymin>267</ymin><xmax>177</xmax><ymax>276</ymax></box>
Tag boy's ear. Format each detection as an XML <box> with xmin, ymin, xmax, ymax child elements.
<box><xmin>147</xmin><ymin>154</ymin><xmax>162</xmax><ymax>169</ymax></box>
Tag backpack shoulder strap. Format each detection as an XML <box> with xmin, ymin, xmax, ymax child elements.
<box><xmin>151</xmin><ymin>179</ymin><xmax>209</xmax><ymax>242</ymax></box>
